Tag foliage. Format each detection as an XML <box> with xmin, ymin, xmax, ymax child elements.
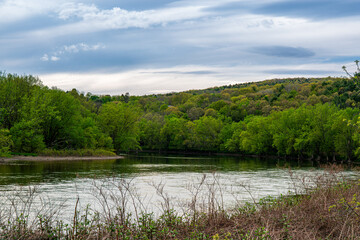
<box><xmin>0</xmin><ymin>129</ymin><xmax>13</xmax><ymax>157</ymax></box>
<box><xmin>4</xmin><ymin>62</ymin><xmax>360</xmax><ymax>161</ymax></box>
<box><xmin>240</xmin><ymin>115</ymin><xmax>274</xmax><ymax>154</ymax></box>
<box><xmin>98</xmin><ymin>102</ymin><xmax>140</xmax><ymax>152</ymax></box>
<box><xmin>0</xmin><ymin>73</ymin><xmax>116</xmax><ymax>156</ymax></box>
<box><xmin>10</xmin><ymin>119</ymin><xmax>45</xmax><ymax>153</ymax></box>
<box><xmin>38</xmin><ymin>148</ymin><xmax>116</xmax><ymax>157</ymax></box>
<box><xmin>160</xmin><ymin>116</ymin><xmax>190</xmax><ymax>150</ymax></box>
<box><xmin>187</xmin><ymin>116</ymin><xmax>223</xmax><ymax>151</ymax></box>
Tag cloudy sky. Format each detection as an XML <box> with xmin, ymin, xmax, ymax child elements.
<box><xmin>1</xmin><ymin>0</ymin><xmax>359</xmax><ymax>95</ymax></box>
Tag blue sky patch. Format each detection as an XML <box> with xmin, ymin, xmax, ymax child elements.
<box><xmin>252</xmin><ymin>46</ymin><xmax>315</xmax><ymax>58</ymax></box>
<box><xmin>254</xmin><ymin>0</ymin><xmax>360</xmax><ymax>20</ymax></box>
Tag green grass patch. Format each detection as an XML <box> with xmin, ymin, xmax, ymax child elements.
<box><xmin>10</xmin><ymin>152</ymin><xmax>38</xmax><ymax>157</ymax></box>
<box><xmin>38</xmin><ymin>148</ymin><xmax>116</xmax><ymax>157</ymax></box>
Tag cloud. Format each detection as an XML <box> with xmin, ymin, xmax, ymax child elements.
<box><xmin>0</xmin><ymin>0</ymin><xmax>71</xmax><ymax>24</ymax></box>
<box><xmin>264</xmin><ymin>69</ymin><xmax>332</xmax><ymax>75</ymax></box>
<box><xmin>40</xmin><ymin>54</ymin><xmax>59</xmax><ymax>62</ymax></box>
<box><xmin>41</xmin><ymin>54</ymin><xmax>49</xmax><ymax>61</ymax></box>
<box><xmin>2</xmin><ymin>0</ymin><xmax>360</xmax><ymax>94</ymax></box>
<box><xmin>252</xmin><ymin>46</ymin><xmax>315</xmax><ymax>58</ymax></box>
<box><xmin>50</xmin><ymin>56</ymin><xmax>60</xmax><ymax>61</ymax></box>
<box><xmin>41</xmin><ymin>43</ymin><xmax>104</xmax><ymax>62</ymax></box>
<box><xmin>38</xmin><ymin>62</ymin><xmax>345</xmax><ymax>95</ymax></box>
<box><xmin>35</xmin><ymin>2</ymin><xmax>209</xmax><ymax>37</ymax></box>
<box><xmin>63</xmin><ymin>43</ymin><xmax>104</xmax><ymax>53</ymax></box>
<box><xmin>39</xmin><ymin>65</ymin><xmax>238</xmax><ymax>95</ymax></box>
<box><xmin>170</xmin><ymin>12</ymin><xmax>360</xmax><ymax>59</ymax></box>
<box><xmin>57</xmin><ymin>3</ymin><xmax>98</xmax><ymax>20</ymax></box>
<box><xmin>146</xmin><ymin>70</ymin><xmax>217</xmax><ymax>75</ymax></box>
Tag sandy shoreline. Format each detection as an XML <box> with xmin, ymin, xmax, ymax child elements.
<box><xmin>0</xmin><ymin>155</ymin><xmax>123</xmax><ymax>162</ymax></box>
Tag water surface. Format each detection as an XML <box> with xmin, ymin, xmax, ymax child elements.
<box><xmin>0</xmin><ymin>154</ymin><xmax>355</xmax><ymax>220</ymax></box>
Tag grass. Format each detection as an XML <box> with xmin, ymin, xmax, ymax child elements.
<box><xmin>10</xmin><ymin>152</ymin><xmax>38</xmax><ymax>156</ymax></box>
<box><xmin>38</xmin><ymin>148</ymin><xmax>116</xmax><ymax>157</ymax></box>
<box><xmin>0</xmin><ymin>165</ymin><xmax>359</xmax><ymax>239</ymax></box>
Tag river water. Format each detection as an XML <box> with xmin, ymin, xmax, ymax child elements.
<box><xmin>0</xmin><ymin>154</ymin><xmax>357</xmax><ymax>221</ymax></box>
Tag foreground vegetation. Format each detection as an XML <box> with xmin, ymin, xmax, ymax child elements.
<box><xmin>1</xmin><ymin>61</ymin><xmax>360</xmax><ymax>162</ymax></box>
<box><xmin>0</xmin><ymin>166</ymin><xmax>359</xmax><ymax>239</ymax></box>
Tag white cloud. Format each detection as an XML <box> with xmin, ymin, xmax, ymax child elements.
<box><xmin>56</xmin><ymin>1</ymin><xmax>212</xmax><ymax>26</ymax></box>
<box><xmin>169</xmin><ymin>13</ymin><xmax>360</xmax><ymax>58</ymax></box>
<box><xmin>38</xmin><ymin>62</ymin><xmax>346</xmax><ymax>96</ymax></box>
<box><xmin>41</xmin><ymin>54</ymin><xmax>59</xmax><ymax>61</ymax></box>
<box><xmin>72</xmin><ymin>5</ymin><xmax>207</xmax><ymax>30</ymax></box>
<box><xmin>25</xmin><ymin>3</ymin><xmax>209</xmax><ymax>38</ymax></box>
<box><xmin>58</xmin><ymin>2</ymin><xmax>98</xmax><ymax>20</ymax></box>
<box><xmin>50</xmin><ymin>56</ymin><xmax>60</xmax><ymax>61</ymax></box>
<box><xmin>40</xmin><ymin>43</ymin><xmax>104</xmax><ymax>62</ymax></box>
<box><xmin>64</xmin><ymin>43</ymin><xmax>103</xmax><ymax>53</ymax></box>
<box><xmin>0</xmin><ymin>0</ymin><xmax>230</xmax><ymax>25</ymax></box>
<box><xmin>41</xmin><ymin>54</ymin><xmax>49</xmax><ymax>61</ymax></box>
<box><xmin>0</xmin><ymin>0</ymin><xmax>69</xmax><ymax>23</ymax></box>
<box><xmin>3</xmin><ymin>0</ymin><xmax>360</xmax><ymax>91</ymax></box>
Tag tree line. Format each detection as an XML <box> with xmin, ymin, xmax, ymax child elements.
<box><xmin>0</xmin><ymin>72</ymin><xmax>138</xmax><ymax>156</ymax></box>
<box><xmin>1</xmin><ymin>61</ymin><xmax>360</xmax><ymax>162</ymax></box>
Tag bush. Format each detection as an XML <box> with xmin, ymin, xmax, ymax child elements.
<box><xmin>0</xmin><ymin>129</ymin><xmax>13</xmax><ymax>157</ymax></box>
<box><xmin>38</xmin><ymin>148</ymin><xmax>116</xmax><ymax>157</ymax></box>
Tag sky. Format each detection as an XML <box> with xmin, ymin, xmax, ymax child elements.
<box><xmin>1</xmin><ymin>0</ymin><xmax>360</xmax><ymax>95</ymax></box>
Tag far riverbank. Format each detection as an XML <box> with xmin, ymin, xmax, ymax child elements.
<box><xmin>0</xmin><ymin>155</ymin><xmax>122</xmax><ymax>162</ymax></box>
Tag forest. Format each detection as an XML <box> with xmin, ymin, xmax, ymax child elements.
<box><xmin>1</xmin><ymin>61</ymin><xmax>360</xmax><ymax>162</ymax></box>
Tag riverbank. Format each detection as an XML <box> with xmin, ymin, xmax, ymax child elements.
<box><xmin>0</xmin><ymin>155</ymin><xmax>122</xmax><ymax>162</ymax></box>
<box><xmin>133</xmin><ymin>149</ymin><xmax>360</xmax><ymax>165</ymax></box>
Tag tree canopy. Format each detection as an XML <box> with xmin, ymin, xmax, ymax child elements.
<box><xmin>2</xmin><ymin>61</ymin><xmax>360</xmax><ymax>162</ymax></box>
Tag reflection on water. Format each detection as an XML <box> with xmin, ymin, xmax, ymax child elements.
<box><xmin>0</xmin><ymin>154</ymin><xmax>356</xmax><ymax>220</ymax></box>
<box><xmin>0</xmin><ymin>154</ymin><xmax>314</xmax><ymax>185</ymax></box>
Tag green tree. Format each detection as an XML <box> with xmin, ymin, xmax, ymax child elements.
<box><xmin>70</xmin><ymin>117</ymin><xmax>113</xmax><ymax>150</ymax></box>
<box><xmin>0</xmin><ymin>73</ymin><xmax>41</xmax><ymax>129</ymax></box>
<box><xmin>160</xmin><ymin>116</ymin><xmax>190</xmax><ymax>150</ymax></box>
<box><xmin>297</xmin><ymin>104</ymin><xmax>336</xmax><ymax>159</ymax></box>
<box><xmin>98</xmin><ymin>102</ymin><xmax>140</xmax><ymax>152</ymax></box>
<box><xmin>334</xmin><ymin>108</ymin><xmax>360</xmax><ymax>161</ymax></box>
<box><xmin>23</xmin><ymin>88</ymin><xmax>85</xmax><ymax>149</ymax></box>
<box><xmin>187</xmin><ymin>107</ymin><xmax>204</xmax><ymax>121</ymax></box>
<box><xmin>187</xmin><ymin>116</ymin><xmax>223</xmax><ymax>151</ymax></box>
<box><xmin>139</xmin><ymin>113</ymin><xmax>165</xmax><ymax>150</ymax></box>
<box><xmin>10</xmin><ymin>119</ymin><xmax>45</xmax><ymax>153</ymax></box>
<box><xmin>270</xmin><ymin>106</ymin><xmax>311</xmax><ymax>156</ymax></box>
<box><xmin>222</xmin><ymin>121</ymin><xmax>246</xmax><ymax>152</ymax></box>
<box><xmin>0</xmin><ymin>129</ymin><xmax>13</xmax><ymax>157</ymax></box>
<box><xmin>240</xmin><ymin>116</ymin><xmax>273</xmax><ymax>154</ymax></box>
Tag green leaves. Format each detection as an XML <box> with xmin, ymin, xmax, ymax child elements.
<box><xmin>0</xmin><ymin>129</ymin><xmax>13</xmax><ymax>157</ymax></box>
<box><xmin>10</xmin><ymin>120</ymin><xmax>45</xmax><ymax>153</ymax></box>
<box><xmin>160</xmin><ymin>116</ymin><xmax>189</xmax><ymax>150</ymax></box>
<box><xmin>98</xmin><ymin>102</ymin><xmax>140</xmax><ymax>152</ymax></box>
<box><xmin>239</xmin><ymin>116</ymin><xmax>273</xmax><ymax>154</ymax></box>
<box><xmin>0</xmin><ymin>73</ymin><xmax>116</xmax><ymax>154</ymax></box>
<box><xmin>0</xmin><ymin>73</ymin><xmax>41</xmax><ymax>129</ymax></box>
<box><xmin>188</xmin><ymin>116</ymin><xmax>223</xmax><ymax>151</ymax></box>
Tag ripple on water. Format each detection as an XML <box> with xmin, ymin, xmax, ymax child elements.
<box><xmin>0</xmin><ymin>155</ymin><xmax>359</xmax><ymax>221</ymax></box>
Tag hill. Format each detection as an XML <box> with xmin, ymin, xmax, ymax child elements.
<box><xmin>1</xmin><ymin>69</ymin><xmax>360</xmax><ymax>162</ymax></box>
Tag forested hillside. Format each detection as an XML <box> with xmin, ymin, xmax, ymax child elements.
<box><xmin>1</xmin><ymin>62</ymin><xmax>360</xmax><ymax>162</ymax></box>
